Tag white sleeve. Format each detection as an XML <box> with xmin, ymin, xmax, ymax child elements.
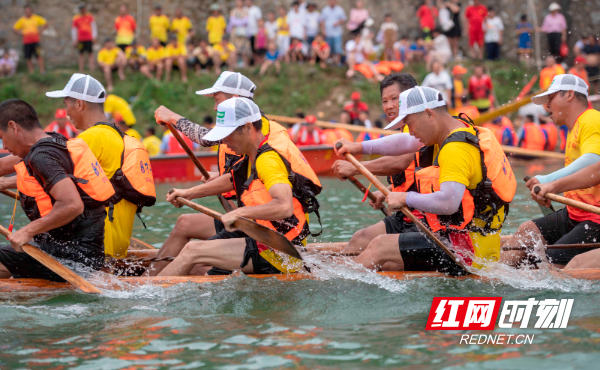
<box><xmin>91</xmin><ymin>21</ymin><xmax>97</xmax><ymax>39</ymax></box>
<box><xmin>406</xmin><ymin>181</ymin><xmax>466</xmax><ymax>215</ymax></box>
<box><xmin>361</xmin><ymin>133</ymin><xmax>424</xmax><ymax>156</ymax></box>
<box><xmin>71</xmin><ymin>27</ymin><xmax>77</xmax><ymax>42</ymax></box>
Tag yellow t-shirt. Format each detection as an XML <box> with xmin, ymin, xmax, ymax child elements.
<box><xmin>213</xmin><ymin>42</ymin><xmax>236</xmax><ymax>61</ymax></box>
<box><xmin>165</xmin><ymin>42</ymin><xmax>187</xmax><ymax>57</ymax></box>
<box><xmin>143</xmin><ymin>135</ymin><xmax>162</xmax><ymax>156</ymax></box>
<box><xmin>565</xmin><ymin>109</ymin><xmax>600</xmax><ymax>164</ymax></box>
<box><xmin>146</xmin><ymin>46</ymin><xmax>165</xmax><ymax>62</ymax></box>
<box><xmin>126</xmin><ymin>128</ymin><xmax>142</xmax><ymax>141</ymax></box>
<box><xmin>206</xmin><ymin>15</ymin><xmax>227</xmax><ymax>44</ymax></box>
<box><xmin>97</xmin><ymin>47</ymin><xmax>121</xmax><ymax>65</ymax></box>
<box><xmin>171</xmin><ymin>16</ymin><xmax>192</xmax><ymax>44</ymax></box>
<box><xmin>149</xmin><ymin>14</ymin><xmax>170</xmax><ymax>42</ymax></box>
<box><xmin>453</xmin><ymin>79</ymin><xmax>464</xmax><ymax>108</ymax></box>
<box><xmin>125</xmin><ymin>45</ymin><xmax>147</xmax><ymax>60</ymax></box>
<box><xmin>13</xmin><ymin>15</ymin><xmax>46</xmax><ymax>44</ymax></box>
<box><xmin>436</xmin><ymin>125</ymin><xmax>502</xmax><ymax>267</ymax></box>
<box><xmin>78</xmin><ymin>125</ymin><xmax>137</xmax><ymax>258</ymax></box>
<box><xmin>276</xmin><ymin>17</ymin><xmax>289</xmax><ymax>36</ymax></box>
<box><xmin>105</xmin><ymin>94</ymin><xmax>136</xmax><ymax>126</ymax></box>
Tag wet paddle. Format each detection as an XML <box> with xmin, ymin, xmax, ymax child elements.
<box><xmin>533</xmin><ymin>185</ymin><xmax>600</xmax><ymax>216</ymax></box>
<box><xmin>0</xmin><ymin>189</ymin><xmax>19</xmax><ymax>200</ymax></box>
<box><xmin>336</xmin><ymin>143</ymin><xmax>472</xmax><ymax>274</ymax></box>
<box><xmin>524</xmin><ymin>176</ymin><xmax>556</xmax><ymax>216</ymax></box>
<box><xmin>165</xmin><ymin>123</ymin><xmax>237</xmax><ymax>213</ymax></box>
<box><xmin>0</xmin><ymin>224</ymin><xmax>101</xmax><ymax>294</ymax></box>
<box><xmin>346</xmin><ymin>176</ymin><xmax>390</xmax><ymax>217</ymax></box>
<box><xmin>172</xmin><ymin>194</ymin><xmax>302</xmax><ymax>260</ymax></box>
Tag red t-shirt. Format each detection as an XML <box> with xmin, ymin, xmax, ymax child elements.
<box><xmin>468</xmin><ymin>75</ymin><xmax>493</xmax><ymax>100</ymax></box>
<box><xmin>72</xmin><ymin>13</ymin><xmax>95</xmax><ymax>42</ymax></box>
<box><xmin>416</xmin><ymin>5</ymin><xmax>438</xmax><ymax>30</ymax></box>
<box><xmin>343</xmin><ymin>101</ymin><xmax>369</xmax><ymax>120</ymax></box>
<box><xmin>465</xmin><ymin>5</ymin><xmax>488</xmax><ymax>31</ymax></box>
<box><xmin>311</xmin><ymin>40</ymin><xmax>330</xmax><ymax>52</ymax></box>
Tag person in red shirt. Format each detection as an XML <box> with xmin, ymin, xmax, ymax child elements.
<box><xmin>343</xmin><ymin>91</ymin><xmax>369</xmax><ymax>121</ymax></box>
<box><xmin>465</xmin><ymin>0</ymin><xmax>488</xmax><ymax>60</ymax></box>
<box><xmin>72</xmin><ymin>4</ymin><xmax>97</xmax><ymax>72</ymax></box>
<box><xmin>468</xmin><ymin>64</ymin><xmax>494</xmax><ymax>113</ymax></box>
<box><xmin>416</xmin><ymin>0</ymin><xmax>438</xmax><ymax>41</ymax></box>
<box><xmin>114</xmin><ymin>4</ymin><xmax>137</xmax><ymax>50</ymax></box>
<box><xmin>292</xmin><ymin>115</ymin><xmax>323</xmax><ymax>146</ymax></box>
<box><xmin>310</xmin><ymin>34</ymin><xmax>331</xmax><ymax>69</ymax></box>
<box><xmin>44</xmin><ymin>109</ymin><xmax>78</xmax><ymax>139</ymax></box>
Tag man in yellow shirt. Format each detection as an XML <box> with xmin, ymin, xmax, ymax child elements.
<box><xmin>45</xmin><ymin>74</ymin><xmax>139</xmax><ymax>258</ymax></box>
<box><xmin>335</xmin><ymin>86</ymin><xmax>515</xmax><ymax>275</ymax></box>
<box><xmin>149</xmin><ymin>5</ymin><xmax>170</xmax><ymax>46</ymax></box>
<box><xmin>13</xmin><ymin>5</ymin><xmax>47</xmax><ymax>74</ymax></box>
<box><xmin>113</xmin><ymin>112</ymin><xmax>142</xmax><ymax>141</ymax></box>
<box><xmin>206</xmin><ymin>5</ymin><xmax>227</xmax><ymax>45</ymax></box>
<box><xmin>171</xmin><ymin>8</ymin><xmax>193</xmax><ymax>45</ymax></box>
<box><xmin>97</xmin><ymin>39</ymin><xmax>126</xmax><ymax>92</ymax></box>
<box><xmin>212</xmin><ymin>35</ymin><xmax>236</xmax><ymax>75</ymax></box>
<box><xmin>143</xmin><ymin>127</ymin><xmax>162</xmax><ymax>156</ymax></box>
<box><xmin>144</xmin><ymin>38</ymin><xmax>165</xmax><ymax>80</ymax></box>
<box><xmin>165</xmin><ymin>35</ymin><xmax>188</xmax><ymax>82</ymax></box>
<box><xmin>104</xmin><ymin>94</ymin><xmax>136</xmax><ymax>126</ymax></box>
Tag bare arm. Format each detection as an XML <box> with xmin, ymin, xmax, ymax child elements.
<box><xmin>0</xmin><ymin>155</ymin><xmax>20</xmax><ymax>176</ymax></box>
<box><xmin>0</xmin><ymin>176</ymin><xmax>17</xmax><ymax>191</ymax></box>
<box><xmin>166</xmin><ymin>173</ymin><xmax>234</xmax><ymax>207</ymax></box>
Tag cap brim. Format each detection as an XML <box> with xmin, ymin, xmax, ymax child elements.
<box><xmin>46</xmin><ymin>90</ymin><xmax>68</xmax><ymax>98</ymax></box>
<box><xmin>203</xmin><ymin>126</ymin><xmax>237</xmax><ymax>141</ymax></box>
<box><xmin>531</xmin><ymin>89</ymin><xmax>558</xmax><ymax>105</ymax></box>
<box><xmin>195</xmin><ymin>87</ymin><xmax>219</xmax><ymax>96</ymax></box>
<box><xmin>384</xmin><ymin>114</ymin><xmax>407</xmax><ymax>130</ymax></box>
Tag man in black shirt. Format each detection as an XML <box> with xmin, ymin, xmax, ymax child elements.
<box><xmin>0</xmin><ymin>99</ymin><xmax>111</xmax><ymax>281</ymax></box>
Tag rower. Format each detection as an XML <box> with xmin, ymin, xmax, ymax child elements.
<box><xmin>336</xmin><ymin>86</ymin><xmax>516</xmax><ymax>274</ymax></box>
<box><xmin>0</xmin><ymin>99</ymin><xmax>114</xmax><ymax>280</ymax></box>
<box><xmin>503</xmin><ymin>74</ymin><xmax>600</xmax><ymax>267</ymax></box>
<box><xmin>158</xmin><ymin>98</ymin><xmax>321</xmax><ymax>276</ymax></box>
<box><xmin>45</xmin><ymin>74</ymin><xmax>156</xmax><ymax>259</ymax></box>
<box><xmin>518</xmin><ymin>114</ymin><xmax>548</xmax><ymax>151</ymax></box>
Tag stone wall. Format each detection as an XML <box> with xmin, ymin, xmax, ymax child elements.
<box><xmin>0</xmin><ymin>0</ymin><xmax>598</xmax><ymax>68</ymax></box>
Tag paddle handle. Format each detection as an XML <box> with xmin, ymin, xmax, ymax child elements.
<box><xmin>0</xmin><ymin>189</ymin><xmax>19</xmax><ymax>200</ymax></box>
<box><xmin>175</xmin><ymin>196</ymin><xmax>223</xmax><ymax>220</ymax></box>
<box><xmin>524</xmin><ymin>176</ymin><xmax>556</xmax><ymax>213</ymax></box>
<box><xmin>336</xmin><ymin>143</ymin><xmax>470</xmax><ymax>272</ymax></box>
<box><xmin>534</xmin><ymin>186</ymin><xmax>600</xmax><ymax>216</ymax></box>
<box><xmin>0</xmin><ymin>224</ymin><xmax>101</xmax><ymax>294</ymax></box>
<box><xmin>347</xmin><ymin>176</ymin><xmax>391</xmax><ymax>217</ymax></box>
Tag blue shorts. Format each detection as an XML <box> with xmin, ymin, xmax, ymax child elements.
<box><xmin>519</xmin><ymin>37</ymin><xmax>532</xmax><ymax>50</ymax></box>
<box><xmin>325</xmin><ymin>35</ymin><xmax>343</xmax><ymax>55</ymax></box>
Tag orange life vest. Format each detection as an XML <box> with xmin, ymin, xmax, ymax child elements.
<box><xmin>414</xmin><ymin>122</ymin><xmax>516</xmax><ymax>234</ymax></box>
<box><xmin>15</xmin><ymin>136</ymin><xmax>115</xmax><ymax>221</ymax></box>
<box><xmin>453</xmin><ymin>106</ymin><xmax>480</xmax><ymax>121</ymax></box>
<box><xmin>483</xmin><ymin>118</ymin><xmax>517</xmax><ymax>146</ymax></box>
<box><xmin>44</xmin><ymin>121</ymin><xmax>78</xmax><ymax>139</ymax></box>
<box><xmin>541</xmin><ymin>122</ymin><xmax>558</xmax><ymax>151</ymax></box>
<box><xmin>334</xmin><ymin>128</ymin><xmax>354</xmax><ymax>142</ymax></box>
<box><xmin>229</xmin><ymin>122</ymin><xmax>322</xmax><ymax>245</ymax></box>
<box><xmin>520</xmin><ymin>122</ymin><xmax>547</xmax><ymax>151</ymax></box>
<box><xmin>320</xmin><ymin>129</ymin><xmax>339</xmax><ymax>144</ymax></box>
<box><xmin>388</xmin><ymin>145</ymin><xmax>436</xmax><ymax>193</ymax></box>
<box><xmin>293</xmin><ymin>126</ymin><xmax>323</xmax><ymax>146</ymax></box>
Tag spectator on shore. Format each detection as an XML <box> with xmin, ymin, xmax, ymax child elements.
<box><xmin>97</xmin><ymin>38</ymin><xmax>126</xmax><ymax>92</ymax></box>
<box><xmin>265</xmin><ymin>11</ymin><xmax>278</xmax><ymax>41</ymax></box>
<box><xmin>145</xmin><ymin>37</ymin><xmax>165</xmax><ymax>80</ymax></box>
<box><xmin>320</xmin><ymin>0</ymin><xmax>347</xmax><ymax>65</ymax></box>
<box><xmin>582</xmin><ymin>35</ymin><xmax>600</xmax><ymax>94</ymax></box>
<box><xmin>213</xmin><ymin>35</ymin><xmax>237</xmax><ymax>75</ymax></box>
<box><xmin>379</xmin><ymin>14</ymin><xmax>398</xmax><ymax>61</ymax></box>
<box><xmin>422</xmin><ymin>61</ymin><xmax>453</xmax><ymax>104</ymax></box>
<box><xmin>149</xmin><ymin>5</ymin><xmax>170</xmax><ymax>47</ymax></box>
<box><xmin>569</xmin><ymin>56</ymin><xmax>589</xmax><ymax>87</ymax></box>
<box><xmin>305</xmin><ymin>3</ymin><xmax>321</xmax><ymax>48</ymax></box>
<box><xmin>468</xmin><ymin>64</ymin><xmax>494</xmax><ymax>113</ymax></box>
<box><xmin>310</xmin><ymin>33</ymin><xmax>330</xmax><ymax>68</ymax></box>
<box><xmin>245</xmin><ymin>0</ymin><xmax>263</xmax><ymax>64</ymax></box>
<box><xmin>190</xmin><ymin>39</ymin><xmax>215</xmax><ymax>74</ymax></box>
<box><xmin>105</xmin><ymin>94</ymin><xmax>136</xmax><ymax>126</ymax></box>
<box><xmin>539</xmin><ymin>55</ymin><xmax>565</xmax><ymax>90</ymax></box>
<box><xmin>259</xmin><ymin>41</ymin><xmax>281</xmax><ymax>76</ymax></box>
<box><xmin>347</xmin><ymin>0</ymin><xmax>369</xmax><ymax>34</ymax></box>
<box><xmin>114</xmin><ymin>5</ymin><xmax>136</xmax><ymax>50</ymax></box>
<box><xmin>416</xmin><ymin>0</ymin><xmax>438</xmax><ymax>41</ymax></box>
<box><xmin>574</xmin><ymin>34</ymin><xmax>588</xmax><ymax>57</ymax></box>
<box><xmin>465</xmin><ymin>0</ymin><xmax>487</xmax><ymax>60</ymax></box>
<box><xmin>72</xmin><ymin>4</ymin><xmax>97</xmax><ymax>72</ymax></box>
<box><xmin>13</xmin><ymin>5</ymin><xmax>47</xmax><ymax>74</ymax></box>
<box><xmin>0</xmin><ymin>50</ymin><xmax>17</xmax><ymax>77</ymax></box>
<box><xmin>427</xmin><ymin>28</ymin><xmax>452</xmax><ymax>69</ymax></box>
<box><xmin>439</xmin><ymin>0</ymin><xmax>461</xmax><ymax>58</ymax></box>
<box><xmin>206</xmin><ymin>4</ymin><xmax>227</xmax><ymax>45</ymax></box>
<box><xmin>228</xmin><ymin>0</ymin><xmax>250</xmax><ymax>67</ymax></box>
<box><xmin>345</xmin><ymin>31</ymin><xmax>383</xmax><ymax>81</ymax></box>
<box><xmin>288</xmin><ymin>37</ymin><xmax>304</xmax><ymax>63</ymax></box>
<box><xmin>44</xmin><ymin>109</ymin><xmax>78</xmax><ymax>139</ymax></box>
<box><xmin>408</xmin><ymin>37</ymin><xmax>427</xmax><ymax>63</ymax></box>
<box><xmin>143</xmin><ymin>127</ymin><xmax>162</xmax><ymax>156</ymax></box>
<box><xmin>343</xmin><ymin>91</ymin><xmax>369</xmax><ymax>121</ymax></box>
<box><xmin>288</xmin><ymin>2</ymin><xmax>306</xmax><ymax>46</ymax></box>
<box><xmin>276</xmin><ymin>6</ymin><xmax>291</xmax><ymax>58</ymax></box>
<box><xmin>254</xmin><ymin>19</ymin><xmax>268</xmax><ymax>65</ymax></box>
<box><xmin>516</xmin><ymin>14</ymin><xmax>533</xmax><ymax>66</ymax></box>
<box><xmin>165</xmin><ymin>35</ymin><xmax>188</xmax><ymax>83</ymax></box>
<box><xmin>171</xmin><ymin>8</ymin><xmax>193</xmax><ymax>45</ymax></box>
<box><xmin>451</xmin><ymin>64</ymin><xmax>468</xmax><ymax>109</ymax></box>
<box><xmin>540</xmin><ymin>3</ymin><xmax>567</xmax><ymax>61</ymax></box>
<box><xmin>125</xmin><ymin>40</ymin><xmax>147</xmax><ymax>71</ymax></box>
<box><xmin>483</xmin><ymin>6</ymin><xmax>504</xmax><ymax>61</ymax></box>
<box><xmin>394</xmin><ymin>35</ymin><xmax>410</xmax><ymax>63</ymax></box>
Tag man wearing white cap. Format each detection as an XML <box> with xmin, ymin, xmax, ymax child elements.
<box><xmin>156</xmin><ymin>97</ymin><xmax>321</xmax><ymax>276</ymax></box>
<box><xmin>335</xmin><ymin>86</ymin><xmax>515</xmax><ymax>275</ymax></box>
<box><xmin>503</xmin><ymin>74</ymin><xmax>600</xmax><ymax>268</ymax></box>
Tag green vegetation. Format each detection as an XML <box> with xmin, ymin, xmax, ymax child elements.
<box><xmin>0</xmin><ymin>60</ymin><xmax>538</xmax><ymax>128</ymax></box>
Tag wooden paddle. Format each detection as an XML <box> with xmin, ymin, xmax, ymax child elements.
<box><xmin>336</xmin><ymin>143</ymin><xmax>472</xmax><ymax>274</ymax></box>
<box><xmin>165</xmin><ymin>123</ymin><xmax>237</xmax><ymax>213</ymax></box>
<box><xmin>533</xmin><ymin>185</ymin><xmax>600</xmax><ymax>216</ymax></box>
<box><xmin>0</xmin><ymin>189</ymin><xmax>19</xmax><ymax>200</ymax></box>
<box><xmin>173</xmin><ymin>194</ymin><xmax>302</xmax><ymax>260</ymax></box>
<box><xmin>0</xmin><ymin>224</ymin><xmax>101</xmax><ymax>294</ymax></box>
<box><xmin>524</xmin><ymin>176</ymin><xmax>556</xmax><ymax>216</ymax></box>
<box><xmin>268</xmin><ymin>114</ymin><xmax>389</xmax><ymax>136</ymax></box>
<box><xmin>346</xmin><ymin>176</ymin><xmax>390</xmax><ymax>217</ymax></box>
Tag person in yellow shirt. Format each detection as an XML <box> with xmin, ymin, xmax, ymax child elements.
<box><xmin>206</xmin><ymin>5</ymin><xmax>227</xmax><ymax>45</ymax></box>
<box><xmin>97</xmin><ymin>39</ymin><xmax>126</xmax><ymax>92</ymax></box>
<box><xmin>124</xmin><ymin>40</ymin><xmax>147</xmax><ymax>70</ymax></box>
<box><xmin>113</xmin><ymin>112</ymin><xmax>142</xmax><ymax>141</ymax></box>
<box><xmin>143</xmin><ymin>127</ymin><xmax>162</xmax><ymax>156</ymax></box>
<box><xmin>165</xmin><ymin>35</ymin><xmax>188</xmax><ymax>83</ymax></box>
<box><xmin>104</xmin><ymin>93</ymin><xmax>136</xmax><ymax>126</ymax></box>
<box><xmin>46</xmin><ymin>74</ymin><xmax>140</xmax><ymax>258</ymax></box>
<box><xmin>149</xmin><ymin>5</ymin><xmax>170</xmax><ymax>46</ymax></box>
<box><xmin>13</xmin><ymin>5</ymin><xmax>48</xmax><ymax>74</ymax></box>
<box><xmin>540</xmin><ymin>56</ymin><xmax>565</xmax><ymax>90</ymax></box>
<box><xmin>171</xmin><ymin>8</ymin><xmax>194</xmax><ymax>45</ymax></box>
<box><xmin>276</xmin><ymin>6</ymin><xmax>290</xmax><ymax>57</ymax></box>
<box><xmin>144</xmin><ymin>38</ymin><xmax>165</xmax><ymax>80</ymax></box>
<box><xmin>451</xmin><ymin>65</ymin><xmax>468</xmax><ymax>110</ymax></box>
<box><xmin>212</xmin><ymin>35</ymin><xmax>236</xmax><ymax>75</ymax></box>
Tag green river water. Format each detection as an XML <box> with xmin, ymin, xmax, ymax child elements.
<box><xmin>2</xmin><ymin>158</ymin><xmax>600</xmax><ymax>369</ymax></box>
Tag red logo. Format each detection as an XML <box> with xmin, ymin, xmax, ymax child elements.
<box><xmin>426</xmin><ymin>297</ymin><xmax>502</xmax><ymax>330</ymax></box>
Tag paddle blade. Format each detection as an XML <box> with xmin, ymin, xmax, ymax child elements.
<box><xmin>233</xmin><ymin>217</ymin><xmax>303</xmax><ymax>260</ymax></box>
<box><xmin>129</xmin><ymin>238</ymin><xmax>156</xmax><ymax>250</ymax></box>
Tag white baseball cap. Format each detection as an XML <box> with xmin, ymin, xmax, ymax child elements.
<box><xmin>548</xmin><ymin>2</ymin><xmax>561</xmax><ymax>11</ymax></box>
<box><xmin>46</xmin><ymin>73</ymin><xmax>106</xmax><ymax>103</ymax></box>
<box><xmin>531</xmin><ymin>74</ymin><xmax>589</xmax><ymax>105</ymax></box>
<box><xmin>385</xmin><ymin>86</ymin><xmax>447</xmax><ymax>130</ymax></box>
<box><xmin>196</xmin><ymin>71</ymin><xmax>257</xmax><ymax>98</ymax></box>
<box><xmin>203</xmin><ymin>98</ymin><xmax>262</xmax><ymax>141</ymax></box>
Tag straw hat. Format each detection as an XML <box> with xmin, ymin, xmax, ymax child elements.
<box><xmin>548</xmin><ymin>3</ymin><xmax>561</xmax><ymax>11</ymax></box>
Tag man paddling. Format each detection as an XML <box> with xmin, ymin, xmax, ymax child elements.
<box><xmin>335</xmin><ymin>87</ymin><xmax>516</xmax><ymax>274</ymax></box>
<box><xmin>503</xmin><ymin>74</ymin><xmax>600</xmax><ymax>267</ymax></box>
<box><xmin>157</xmin><ymin>98</ymin><xmax>321</xmax><ymax>276</ymax></box>
<box><xmin>0</xmin><ymin>99</ymin><xmax>114</xmax><ymax>280</ymax></box>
